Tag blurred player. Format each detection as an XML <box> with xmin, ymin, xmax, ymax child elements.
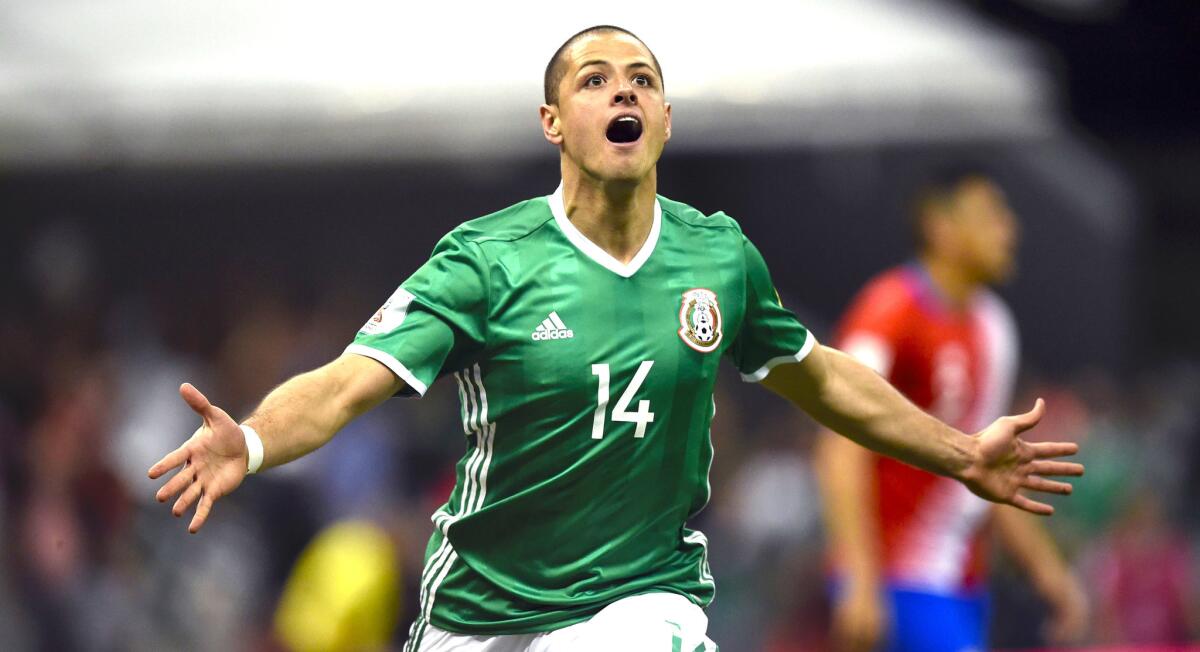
<box><xmin>816</xmin><ymin>169</ymin><xmax>1088</xmax><ymax>652</ymax></box>
<box><xmin>149</xmin><ymin>29</ymin><xmax>1083</xmax><ymax>652</ymax></box>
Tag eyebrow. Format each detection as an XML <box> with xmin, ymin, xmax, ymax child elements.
<box><xmin>576</xmin><ymin>60</ymin><xmax>657</xmax><ymax>75</ymax></box>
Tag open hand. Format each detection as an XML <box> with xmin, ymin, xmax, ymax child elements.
<box><xmin>961</xmin><ymin>399</ymin><xmax>1084</xmax><ymax>515</ymax></box>
<box><xmin>148</xmin><ymin>383</ymin><xmax>247</xmax><ymax>533</ymax></box>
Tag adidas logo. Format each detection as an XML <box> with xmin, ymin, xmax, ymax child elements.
<box><xmin>531</xmin><ymin>311</ymin><xmax>574</xmax><ymax>341</ymax></box>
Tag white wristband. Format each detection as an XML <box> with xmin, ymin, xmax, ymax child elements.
<box><xmin>240</xmin><ymin>424</ymin><xmax>264</xmax><ymax>474</ymax></box>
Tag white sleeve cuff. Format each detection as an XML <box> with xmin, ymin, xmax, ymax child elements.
<box><xmin>740</xmin><ymin>331</ymin><xmax>817</xmax><ymax>383</ymax></box>
<box><xmin>344</xmin><ymin>344</ymin><xmax>429</xmax><ymax>397</ymax></box>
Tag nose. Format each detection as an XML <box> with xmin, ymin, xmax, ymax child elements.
<box><xmin>613</xmin><ymin>83</ymin><xmax>638</xmax><ymax>106</ymax></box>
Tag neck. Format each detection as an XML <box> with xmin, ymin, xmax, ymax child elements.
<box><xmin>560</xmin><ymin>165</ymin><xmax>657</xmax><ymax>264</ymax></box>
<box><xmin>919</xmin><ymin>254</ymin><xmax>978</xmax><ymax>309</ymax></box>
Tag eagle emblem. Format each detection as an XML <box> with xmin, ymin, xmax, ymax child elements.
<box><xmin>678</xmin><ymin>288</ymin><xmax>723</xmax><ymax>353</ymax></box>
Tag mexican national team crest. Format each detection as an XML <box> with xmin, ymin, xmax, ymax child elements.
<box><xmin>678</xmin><ymin>288</ymin><xmax>723</xmax><ymax>353</ymax></box>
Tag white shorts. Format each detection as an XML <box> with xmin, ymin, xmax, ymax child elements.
<box><xmin>410</xmin><ymin>592</ymin><xmax>718</xmax><ymax>652</ymax></box>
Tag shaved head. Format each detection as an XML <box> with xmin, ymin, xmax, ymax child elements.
<box><xmin>544</xmin><ymin>25</ymin><xmax>664</xmax><ymax>105</ymax></box>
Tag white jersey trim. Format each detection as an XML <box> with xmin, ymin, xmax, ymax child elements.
<box><xmin>683</xmin><ymin>530</ymin><xmax>716</xmax><ymax>598</ymax></box>
<box><xmin>968</xmin><ymin>290</ymin><xmax>1020</xmax><ymax>431</ymax></box>
<box><xmin>344</xmin><ymin>343</ymin><xmax>429</xmax><ymax>396</ymax></box>
<box><xmin>548</xmin><ymin>182</ymin><xmax>662</xmax><ymax>278</ymax></box>
<box><xmin>740</xmin><ymin>330</ymin><xmax>817</xmax><ymax>382</ymax></box>
<box><xmin>409</xmin><ymin>364</ymin><xmax>496</xmax><ymax>651</ymax></box>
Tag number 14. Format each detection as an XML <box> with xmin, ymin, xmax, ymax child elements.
<box><xmin>591</xmin><ymin>361</ymin><xmax>656</xmax><ymax>439</ymax></box>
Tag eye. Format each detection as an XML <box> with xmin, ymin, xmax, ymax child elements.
<box><xmin>585</xmin><ymin>74</ymin><xmax>605</xmax><ymax>88</ymax></box>
<box><xmin>633</xmin><ymin>74</ymin><xmax>651</xmax><ymax>87</ymax></box>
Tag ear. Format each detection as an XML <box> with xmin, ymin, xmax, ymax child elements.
<box><xmin>663</xmin><ymin>102</ymin><xmax>672</xmax><ymax>142</ymax></box>
<box><xmin>540</xmin><ymin>104</ymin><xmax>563</xmax><ymax>146</ymax></box>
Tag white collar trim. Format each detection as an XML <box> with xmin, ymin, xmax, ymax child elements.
<box><xmin>548</xmin><ymin>182</ymin><xmax>662</xmax><ymax>278</ymax></box>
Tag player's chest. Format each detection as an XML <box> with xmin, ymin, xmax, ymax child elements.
<box><xmin>897</xmin><ymin>317</ymin><xmax>986</xmax><ymax>420</ymax></box>
<box><xmin>488</xmin><ymin>258</ymin><xmax>744</xmax><ymax>390</ymax></box>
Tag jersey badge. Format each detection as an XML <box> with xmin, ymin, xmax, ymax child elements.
<box><xmin>678</xmin><ymin>288</ymin><xmax>723</xmax><ymax>353</ymax></box>
<box><xmin>360</xmin><ymin>288</ymin><xmax>414</xmax><ymax>335</ymax></box>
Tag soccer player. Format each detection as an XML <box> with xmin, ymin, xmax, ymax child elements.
<box><xmin>816</xmin><ymin>169</ymin><xmax>1089</xmax><ymax>652</ymax></box>
<box><xmin>148</xmin><ymin>27</ymin><xmax>1083</xmax><ymax>652</ymax></box>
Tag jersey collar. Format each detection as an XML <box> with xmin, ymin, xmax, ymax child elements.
<box><xmin>905</xmin><ymin>260</ymin><xmax>976</xmax><ymax>319</ymax></box>
<box><xmin>548</xmin><ymin>182</ymin><xmax>662</xmax><ymax>278</ymax></box>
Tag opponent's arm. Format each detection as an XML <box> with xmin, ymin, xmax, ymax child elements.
<box><xmin>815</xmin><ymin>429</ymin><xmax>888</xmax><ymax>652</ymax></box>
<box><xmin>762</xmin><ymin>344</ymin><xmax>1083</xmax><ymax>514</ymax></box>
<box><xmin>993</xmin><ymin>506</ymin><xmax>1088</xmax><ymax>642</ymax></box>
<box><xmin>148</xmin><ymin>353</ymin><xmax>402</xmax><ymax>533</ymax></box>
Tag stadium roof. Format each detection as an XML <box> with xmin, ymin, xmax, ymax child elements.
<box><xmin>0</xmin><ymin>0</ymin><xmax>1058</xmax><ymax>165</ymax></box>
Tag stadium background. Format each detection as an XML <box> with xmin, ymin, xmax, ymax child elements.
<box><xmin>1</xmin><ymin>1</ymin><xmax>1197</xmax><ymax>649</ymax></box>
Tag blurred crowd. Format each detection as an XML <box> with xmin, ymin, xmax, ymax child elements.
<box><xmin>2</xmin><ymin>220</ymin><xmax>1199</xmax><ymax>651</ymax></box>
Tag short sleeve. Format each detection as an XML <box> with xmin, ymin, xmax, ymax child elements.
<box><xmin>728</xmin><ymin>234</ymin><xmax>815</xmax><ymax>382</ymax></box>
<box><xmin>346</xmin><ymin>231</ymin><xmax>489</xmax><ymax>397</ymax></box>
<box><xmin>833</xmin><ymin>275</ymin><xmax>912</xmax><ymax>376</ymax></box>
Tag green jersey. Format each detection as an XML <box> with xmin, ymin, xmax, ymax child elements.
<box><xmin>348</xmin><ymin>185</ymin><xmax>813</xmax><ymax>643</ymax></box>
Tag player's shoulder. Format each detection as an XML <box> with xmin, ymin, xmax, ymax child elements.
<box><xmin>658</xmin><ymin>195</ymin><xmax>743</xmax><ymax>233</ymax></box>
<box><xmin>972</xmin><ymin>287</ymin><xmax>1018</xmax><ymax>332</ymax></box>
<box><xmin>837</xmin><ymin>266</ymin><xmax>922</xmax><ymax>342</ymax></box>
<box><xmin>973</xmin><ymin>286</ymin><xmax>1012</xmax><ymax>312</ymax></box>
<box><xmin>841</xmin><ymin>266</ymin><xmax>923</xmax><ymax>323</ymax></box>
<box><xmin>856</xmin><ymin>266</ymin><xmax>923</xmax><ymax>309</ymax></box>
<box><xmin>449</xmin><ymin>195</ymin><xmax>556</xmax><ymax>246</ymax></box>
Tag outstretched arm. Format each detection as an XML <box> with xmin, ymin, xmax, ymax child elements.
<box><xmin>762</xmin><ymin>344</ymin><xmax>1083</xmax><ymax>515</ymax></box>
<box><xmin>148</xmin><ymin>353</ymin><xmax>403</xmax><ymax>533</ymax></box>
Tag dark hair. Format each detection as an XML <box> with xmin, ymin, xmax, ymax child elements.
<box><xmin>543</xmin><ymin>25</ymin><xmax>664</xmax><ymax>105</ymax></box>
<box><xmin>910</xmin><ymin>163</ymin><xmax>995</xmax><ymax>249</ymax></box>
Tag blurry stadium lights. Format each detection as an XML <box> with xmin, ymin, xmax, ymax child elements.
<box><xmin>0</xmin><ymin>0</ymin><xmax>1059</xmax><ymax>165</ymax></box>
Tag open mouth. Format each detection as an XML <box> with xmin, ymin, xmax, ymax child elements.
<box><xmin>605</xmin><ymin>115</ymin><xmax>643</xmax><ymax>144</ymax></box>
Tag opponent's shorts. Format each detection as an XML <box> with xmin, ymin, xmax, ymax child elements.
<box><xmin>881</xmin><ymin>586</ymin><xmax>989</xmax><ymax>652</ymax></box>
<box><xmin>410</xmin><ymin>592</ymin><xmax>719</xmax><ymax>652</ymax></box>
